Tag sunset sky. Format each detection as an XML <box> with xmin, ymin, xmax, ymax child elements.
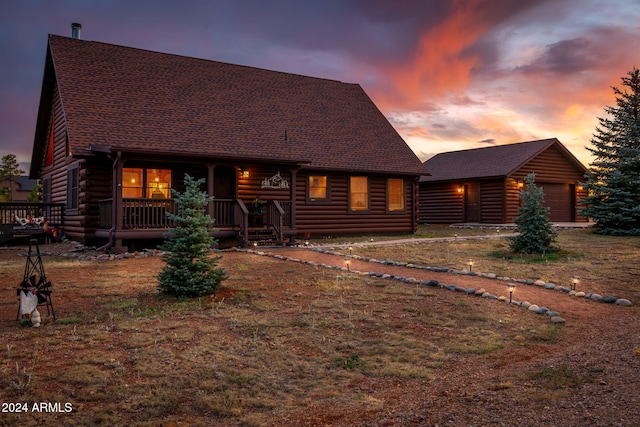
<box><xmin>1</xmin><ymin>0</ymin><xmax>639</xmax><ymax>172</ymax></box>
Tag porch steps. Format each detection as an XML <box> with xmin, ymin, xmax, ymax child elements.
<box><xmin>246</xmin><ymin>228</ymin><xmax>281</xmax><ymax>246</ymax></box>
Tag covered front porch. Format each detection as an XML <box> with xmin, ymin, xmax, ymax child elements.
<box><xmin>96</xmin><ymin>197</ymin><xmax>293</xmax><ymax>248</ymax></box>
<box><xmin>89</xmin><ymin>151</ymin><xmax>304</xmax><ymax>250</ymax></box>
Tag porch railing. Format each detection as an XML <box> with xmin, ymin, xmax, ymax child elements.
<box><xmin>265</xmin><ymin>200</ymin><xmax>285</xmax><ymax>244</ymax></box>
<box><xmin>98</xmin><ymin>198</ymin><xmax>247</xmax><ymax>230</ymax></box>
<box><xmin>0</xmin><ymin>202</ymin><xmax>65</xmax><ymax>227</ymax></box>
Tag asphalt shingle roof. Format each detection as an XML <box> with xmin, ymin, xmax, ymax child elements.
<box><xmin>46</xmin><ymin>35</ymin><xmax>428</xmax><ymax>175</ymax></box>
<box><xmin>419</xmin><ymin>138</ymin><xmax>585</xmax><ymax>182</ymax></box>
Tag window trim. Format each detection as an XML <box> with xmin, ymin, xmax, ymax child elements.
<box><xmin>348</xmin><ymin>175</ymin><xmax>370</xmax><ymax>213</ymax></box>
<box><xmin>307</xmin><ymin>174</ymin><xmax>331</xmax><ymax>205</ymax></box>
<box><xmin>386</xmin><ymin>178</ymin><xmax>406</xmax><ymax>213</ymax></box>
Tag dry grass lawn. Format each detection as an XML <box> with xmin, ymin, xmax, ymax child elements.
<box><xmin>0</xmin><ymin>226</ymin><xmax>639</xmax><ymax>426</ymax></box>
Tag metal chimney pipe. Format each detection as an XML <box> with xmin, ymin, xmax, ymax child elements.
<box><xmin>71</xmin><ymin>23</ymin><xmax>82</xmax><ymax>39</ymax></box>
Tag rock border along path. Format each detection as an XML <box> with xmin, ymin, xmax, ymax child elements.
<box><xmin>241</xmin><ymin>233</ymin><xmax>632</xmax><ymax>325</ymax></box>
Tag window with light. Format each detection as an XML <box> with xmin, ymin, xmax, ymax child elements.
<box><xmin>123</xmin><ymin>168</ymin><xmax>171</xmax><ymax>198</ymax></box>
<box><xmin>387</xmin><ymin>178</ymin><xmax>404</xmax><ymax>211</ymax></box>
<box><xmin>308</xmin><ymin>175</ymin><xmax>327</xmax><ymax>200</ymax></box>
<box><xmin>349</xmin><ymin>176</ymin><xmax>369</xmax><ymax>211</ymax></box>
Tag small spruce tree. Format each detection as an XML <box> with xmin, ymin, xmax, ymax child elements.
<box><xmin>582</xmin><ymin>67</ymin><xmax>640</xmax><ymax>235</ymax></box>
<box><xmin>509</xmin><ymin>173</ymin><xmax>558</xmax><ymax>254</ymax></box>
<box><xmin>158</xmin><ymin>174</ymin><xmax>227</xmax><ymax>297</ymax></box>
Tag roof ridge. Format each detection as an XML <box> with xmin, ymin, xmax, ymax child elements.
<box><xmin>48</xmin><ymin>34</ymin><xmax>356</xmax><ymax>86</ymax></box>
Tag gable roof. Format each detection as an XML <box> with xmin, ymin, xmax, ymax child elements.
<box><xmin>419</xmin><ymin>138</ymin><xmax>587</xmax><ymax>182</ymax></box>
<box><xmin>31</xmin><ymin>35</ymin><xmax>428</xmax><ymax>176</ymax></box>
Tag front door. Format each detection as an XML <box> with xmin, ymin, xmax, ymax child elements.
<box><xmin>464</xmin><ymin>183</ymin><xmax>480</xmax><ymax>222</ymax></box>
<box><xmin>214</xmin><ymin>166</ymin><xmax>236</xmax><ymax>199</ymax></box>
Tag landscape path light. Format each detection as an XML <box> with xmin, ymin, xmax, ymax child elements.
<box><xmin>348</xmin><ymin>246</ymin><xmax>353</xmax><ymax>256</ymax></box>
<box><xmin>345</xmin><ymin>258</ymin><xmax>351</xmax><ymax>272</ymax></box>
<box><xmin>571</xmin><ymin>275</ymin><xmax>580</xmax><ymax>291</ymax></box>
<box><xmin>467</xmin><ymin>259</ymin><xmax>474</xmax><ymax>273</ymax></box>
<box><xmin>507</xmin><ymin>283</ymin><xmax>516</xmax><ymax>303</ymax></box>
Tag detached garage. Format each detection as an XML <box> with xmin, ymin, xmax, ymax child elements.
<box><xmin>419</xmin><ymin>138</ymin><xmax>589</xmax><ymax>224</ymax></box>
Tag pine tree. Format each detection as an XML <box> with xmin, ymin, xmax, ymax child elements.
<box><xmin>158</xmin><ymin>174</ymin><xmax>227</xmax><ymax>297</ymax></box>
<box><xmin>582</xmin><ymin>67</ymin><xmax>640</xmax><ymax>235</ymax></box>
<box><xmin>0</xmin><ymin>154</ymin><xmax>25</xmax><ymax>202</ymax></box>
<box><xmin>509</xmin><ymin>173</ymin><xmax>558</xmax><ymax>254</ymax></box>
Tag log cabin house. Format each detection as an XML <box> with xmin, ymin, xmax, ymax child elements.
<box><xmin>29</xmin><ymin>32</ymin><xmax>429</xmax><ymax>251</ymax></box>
<box><xmin>418</xmin><ymin>139</ymin><xmax>589</xmax><ymax>224</ymax></box>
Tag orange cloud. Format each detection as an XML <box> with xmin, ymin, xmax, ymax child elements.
<box><xmin>380</xmin><ymin>1</ymin><xmax>494</xmax><ymax>109</ymax></box>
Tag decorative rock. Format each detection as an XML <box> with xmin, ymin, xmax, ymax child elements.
<box><xmin>546</xmin><ymin>311</ymin><xmax>559</xmax><ymax>317</ymax></box>
<box><xmin>528</xmin><ymin>304</ymin><xmax>540</xmax><ymax>311</ymax></box>
<box><xmin>447</xmin><ymin>285</ymin><xmax>457</xmax><ymax>291</ymax></box>
<box><xmin>465</xmin><ymin>288</ymin><xmax>475</xmax><ymax>294</ymax></box>
<box><xmin>475</xmin><ymin>288</ymin><xmax>486</xmax><ymax>295</ymax></box>
<box><xmin>534</xmin><ymin>280</ymin><xmax>546</xmax><ymax>286</ymax></box>
<box><xmin>590</xmin><ymin>294</ymin><xmax>602</xmax><ymax>301</ymax></box>
<box><xmin>535</xmin><ymin>307</ymin><xmax>549</xmax><ymax>315</ymax></box>
<box><xmin>454</xmin><ymin>286</ymin><xmax>467</xmax><ymax>293</ymax></box>
<box><xmin>602</xmin><ymin>295</ymin><xmax>617</xmax><ymax>304</ymax></box>
<box><xmin>521</xmin><ymin>302</ymin><xmax>531</xmax><ymax>309</ymax></box>
<box><xmin>381</xmin><ymin>274</ymin><xmax>391</xmax><ymax>279</ymax></box>
<box><xmin>481</xmin><ymin>292</ymin><xmax>491</xmax><ymax>298</ymax></box>
<box><xmin>498</xmin><ymin>296</ymin><xmax>507</xmax><ymax>301</ymax></box>
<box><xmin>575</xmin><ymin>291</ymin><xmax>586</xmax><ymax>297</ymax></box>
<box><xmin>544</xmin><ymin>283</ymin><xmax>556</xmax><ymax>289</ymax></box>
<box><xmin>550</xmin><ymin>316</ymin><xmax>566</xmax><ymax>324</ymax></box>
<box><xmin>487</xmin><ymin>273</ymin><xmax>497</xmax><ymax>279</ymax></box>
<box><xmin>616</xmin><ymin>299</ymin><xmax>632</xmax><ymax>307</ymax></box>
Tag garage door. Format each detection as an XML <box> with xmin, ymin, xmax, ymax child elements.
<box><xmin>539</xmin><ymin>183</ymin><xmax>574</xmax><ymax>222</ymax></box>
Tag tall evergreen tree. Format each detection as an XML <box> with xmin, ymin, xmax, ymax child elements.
<box><xmin>158</xmin><ymin>174</ymin><xmax>227</xmax><ymax>297</ymax></box>
<box><xmin>0</xmin><ymin>154</ymin><xmax>25</xmax><ymax>202</ymax></box>
<box><xmin>509</xmin><ymin>173</ymin><xmax>558</xmax><ymax>254</ymax></box>
<box><xmin>582</xmin><ymin>67</ymin><xmax>640</xmax><ymax>235</ymax></box>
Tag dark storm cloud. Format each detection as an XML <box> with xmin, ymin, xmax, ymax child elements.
<box><xmin>517</xmin><ymin>38</ymin><xmax>596</xmax><ymax>74</ymax></box>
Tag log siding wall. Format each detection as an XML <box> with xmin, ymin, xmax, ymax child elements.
<box><xmin>296</xmin><ymin>172</ymin><xmax>415</xmax><ymax>236</ymax></box>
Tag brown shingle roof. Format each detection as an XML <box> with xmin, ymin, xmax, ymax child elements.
<box><xmin>44</xmin><ymin>35</ymin><xmax>427</xmax><ymax>175</ymax></box>
<box><xmin>419</xmin><ymin>138</ymin><xmax>586</xmax><ymax>182</ymax></box>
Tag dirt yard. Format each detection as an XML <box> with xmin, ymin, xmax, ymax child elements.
<box><xmin>1</xmin><ymin>233</ymin><xmax>639</xmax><ymax>426</ymax></box>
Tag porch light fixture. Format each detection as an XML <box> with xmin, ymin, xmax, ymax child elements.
<box><xmin>517</xmin><ymin>180</ymin><xmax>524</xmax><ymax>189</ymax></box>
<box><xmin>507</xmin><ymin>283</ymin><xmax>516</xmax><ymax>303</ymax></box>
<box><xmin>241</xmin><ymin>169</ymin><xmax>250</xmax><ymax>178</ymax></box>
<box><xmin>467</xmin><ymin>259</ymin><xmax>474</xmax><ymax>272</ymax></box>
<box><xmin>571</xmin><ymin>275</ymin><xmax>580</xmax><ymax>291</ymax></box>
<box><xmin>457</xmin><ymin>186</ymin><xmax>463</xmax><ymax>193</ymax></box>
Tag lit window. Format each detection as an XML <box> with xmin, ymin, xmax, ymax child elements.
<box><xmin>387</xmin><ymin>178</ymin><xmax>404</xmax><ymax>211</ymax></box>
<box><xmin>123</xmin><ymin>168</ymin><xmax>143</xmax><ymax>198</ymax></box>
<box><xmin>309</xmin><ymin>175</ymin><xmax>327</xmax><ymax>200</ymax></box>
<box><xmin>122</xmin><ymin>168</ymin><xmax>171</xmax><ymax>198</ymax></box>
<box><xmin>147</xmin><ymin>169</ymin><xmax>171</xmax><ymax>199</ymax></box>
<box><xmin>349</xmin><ymin>176</ymin><xmax>368</xmax><ymax>211</ymax></box>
